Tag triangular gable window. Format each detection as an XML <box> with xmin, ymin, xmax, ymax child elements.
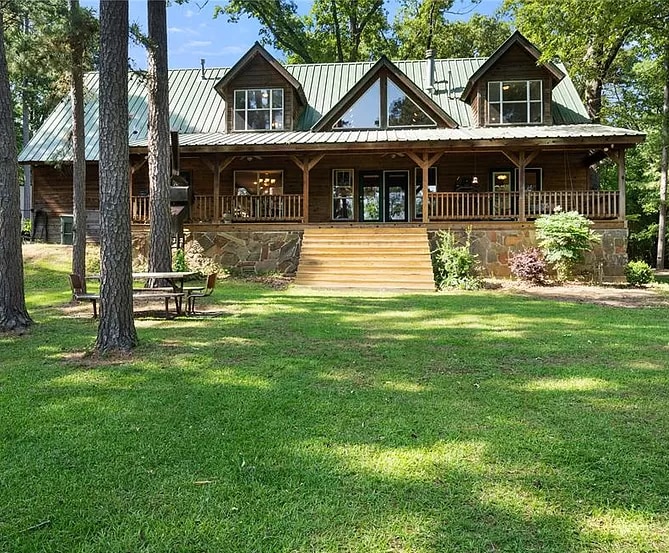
<box><xmin>387</xmin><ymin>80</ymin><xmax>435</xmax><ymax>127</ymax></box>
<box><xmin>332</xmin><ymin>74</ymin><xmax>436</xmax><ymax>130</ymax></box>
<box><xmin>334</xmin><ymin>80</ymin><xmax>380</xmax><ymax>129</ymax></box>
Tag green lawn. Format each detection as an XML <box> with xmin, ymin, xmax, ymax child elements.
<box><xmin>2</xmin><ymin>245</ymin><xmax>668</xmax><ymax>552</ymax></box>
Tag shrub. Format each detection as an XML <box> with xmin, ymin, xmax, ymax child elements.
<box><xmin>625</xmin><ymin>260</ymin><xmax>654</xmax><ymax>286</ymax></box>
<box><xmin>535</xmin><ymin>208</ymin><xmax>600</xmax><ymax>282</ymax></box>
<box><xmin>508</xmin><ymin>248</ymin><xmax>547</xmax><ymax>285</ymax></box>
<box><xmin>173</xmin><ymin>248</ymin><xmax>188</xmax><ymax>272</ymax></box>
<box><xmin>86</xmin><ymin>244</ymin><xmax>101</xmax><ymax>274</ymax></box>
<box><xmin>431</xmin><ymin>230</ymin><xmax>481</xmax><ymax>290</ymax></box>
<box><xmin>182</xmin><ymin>240</ymin><xmax>220</xmax><ymax>277</ymax></box>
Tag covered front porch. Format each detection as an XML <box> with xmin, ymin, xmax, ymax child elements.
<box><xmin>129</xmin><ymin>129</ymin><xmax>636</xmax><ymax>227</ymax></box>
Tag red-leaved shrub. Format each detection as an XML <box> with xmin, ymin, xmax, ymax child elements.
<box><xmin>509</xmin><ymin>248</ymin><xmax>547</xmax><ymax>285</ymax></box>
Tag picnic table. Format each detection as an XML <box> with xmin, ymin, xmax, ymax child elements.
<box><xmin>87</xmin><ymin>271</ymin><xmax>196</xmax><ymax>315</ymax></box>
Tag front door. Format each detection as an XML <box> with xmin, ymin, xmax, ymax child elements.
<box><xmin>358</xmin><ymin>171</ymin><xmax>409</xmax><ymax>223</ymax></box>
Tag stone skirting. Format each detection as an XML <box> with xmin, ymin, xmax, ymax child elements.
<box><xmin>130</xmin><ymin>223</ymin><xmax>628</xmax><ymax>281</ymax></box>
<box><xmin>428</xmin><ymin>226</ymin><xmax>628</xmax><ymax>281</ymax></box>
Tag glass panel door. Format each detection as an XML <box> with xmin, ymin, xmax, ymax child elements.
<box><xmin>359</xmin><ymin>172</ymin><xmax>382</xmax><ymax>222</ymax></box>
<box><xmin>492</xmin><ymin>170</ymin><xmax>513</xmax><ymax>217</ymax></box>
<box><xmin>384</xmin><ymin>171</ymin><xmax>408</xmax><ymax>222</ymax></box>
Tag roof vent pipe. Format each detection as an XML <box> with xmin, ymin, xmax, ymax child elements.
<box><xmin>425</xmin><ymin>48</ymin><xmax>435</xmax><ymax>93</ymax></box>
<box><xmin>200</xmin><ymin>58</ymin><xmax>206</xmax><ymax>80</ymax></box>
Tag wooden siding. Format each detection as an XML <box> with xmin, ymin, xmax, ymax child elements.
<box><xmin>223</xmin><ymin>55</ymin><xmax>298</xmax><ymax>132</ymax></box>
<box><xmin>32</xmin><ymin>146</ymin><xmax>598</xmax><ymax>242</ymax></box>
<box><xmin>31</xmin><ymin>162</ymin><xmax>101</xmax><ymax>241</ymax></box>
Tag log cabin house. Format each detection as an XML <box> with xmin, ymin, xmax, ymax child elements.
<box><xmin>19</xmin><ymin>31</ymin><xmax>644</xmax><ymax>288</ymax></box>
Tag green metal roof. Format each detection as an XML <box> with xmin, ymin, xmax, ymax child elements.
<box><xmin>20</xmin><ymin>55</ymin><xmax>591</xmax><ymax>163</ymax></box>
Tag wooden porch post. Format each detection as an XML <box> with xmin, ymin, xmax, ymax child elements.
<box><xmin>518</xmin><ymin>151</ymin><xmax>526</xmax><ymax>222</ymax></box>
<box><xmin>617</xmin><ymin>150</ymin><xmax>626</xmax><ymax>221</ymax></box>
<box><xmin>406</xmin><ymin>151</ymin><xmax>443</xmax><ymax>223</ymax></box>
<box><xmin>501</xmin><ymin>150</ymin><xmax>540</xmax><ymax>223</ymax></box>
<box><xmin>130</xmin><ymin>158</ymin><xmax>147</xmax><ymax>221</ymax></box>
<box><xmin>203</xmin><ymin>156</ymin><xmax>234</xmax><ymax>222</ymax></box>
<box><xmin>291</xmin><ymin>154</ymin><xmax>324</xmax><ymax>224</ymax></box>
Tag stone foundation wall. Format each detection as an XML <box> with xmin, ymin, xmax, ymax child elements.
<box><xmin>132</xmin><ymin>229</ymin><xmax>302</xmax><ymax>275</ymax></box>
<box><xmin>189</xmin><ymin>230</ymin><xmax>302</xmax><ymax>275</ymax></box>
<box><xmin>132</xmin><ymin>225</ymin><xmax>628</xmax><ymax>281</ymax></box>
<box><xmin>428</xmin><ymin>227</ymin><xmax>628</xmax><ymax>281</ymax></box>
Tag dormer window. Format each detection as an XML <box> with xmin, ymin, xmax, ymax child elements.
<box><xmin>488</xmin><ymin>80</ymin><xmax>542</xmax><ymax>125</ymax></box>
<box><xmin>234</xmin><ymin>89</ymin><xmax>284</xmax><ymax>131</ymax></box>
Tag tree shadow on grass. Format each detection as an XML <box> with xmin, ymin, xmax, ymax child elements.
<box><xmin>3</xmin><ymin>286</ymin><xmax>669</xmax><ymax>551</ymax></box>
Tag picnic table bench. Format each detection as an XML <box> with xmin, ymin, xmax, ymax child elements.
<box><xmin>72</xmin><ymin>271</ymin><xmax>196</xmax><ymax>317</ymax></box>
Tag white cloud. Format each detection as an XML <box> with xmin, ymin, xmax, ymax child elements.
<box><xmin>168</xmin><ymin>26</ymin><xmax>199</xmax><ymax>35</ymax></box>
<box><xmin>184</xmin><ymin>40</ymin><xmax>213</xmax><ymax>48</ymax></box>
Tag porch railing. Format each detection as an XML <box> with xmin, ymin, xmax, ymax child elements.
<box><xmin>220</xmin><ymin>194</ymin><xmax>303</xmax><ymax>222</ymax></box>
<box><xmin>429</xmin><ymin>192</ymin><xmax>518</xmax><ymax>220</ymax></box>
<box><xmin>524</xmin><ymin>190</ymin><xmax>619</xmax><ymax>219</ymax></box>
<box><xmin>131</xmin><ymin>195</ymin><xmax>150</xmax><ymax>222</ymax></box>
<box><xmin>428</xmin><ymin>190</ymin><xmax>620</xmax><ymax>221</ymax></box>
<box><xmin>132</xmin><ymin>190</ymin><xmax>620</xmax><ymax>224</ymax></box>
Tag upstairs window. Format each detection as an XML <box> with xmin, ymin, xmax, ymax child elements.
<box><xmin>333</xmin><ymin>76</ymin><xmax>436</xmax><ymax>130</ymax></box>
<box><xmin>334</xmin><ymin>80</ymin><xmax>381</xmax><ymax>129</ymax></box>
<box><xmin>234</xmin><ymin>89</ymin><xmax>284</xmax><ymax>131</ymax></box>
<box><xmin>488</xmin><ymin>80</ymin><xmax>542</xmax><ymax>125</ymax></box>
<box><xmin>388</xmin><ymin>80</ymin><xmax>434</xmax><ymax>127</ymax></box>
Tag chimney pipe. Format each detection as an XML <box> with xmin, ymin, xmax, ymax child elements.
<box><xmin>200</xmin><ymin>58</ymin><xmax>206</xmax><ymax>80</ymax></box>
<box><xmin>425</xmin><ymin>48</ymin><xmax>435</xmax><ymax>93</ymax></box>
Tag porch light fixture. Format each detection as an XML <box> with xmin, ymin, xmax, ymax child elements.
<box><xmin>472</xmin><ymin>176</ymin><xmax>479</xmax><ymax>185</ymax></box>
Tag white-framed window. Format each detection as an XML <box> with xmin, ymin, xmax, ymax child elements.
<box><xmin>488</xmin><ymin>80</ymin><xmax>542</xmax><ymax>125</ymax></box>
<box><xmin>234</xmin><ymin>89</ymin><xmax>284</xmax><ymax>131</ymax></box>
<box><xmin>332</xmin><ymin>169</ymin><xmax>354</xmax><ymax>220</ymax></box>
<box><xmin>234</xmin><ymin>170</ymin><xmax>284</xmax><ymax>195</ymax></box>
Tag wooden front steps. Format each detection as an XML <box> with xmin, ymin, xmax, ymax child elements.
<box><xmin>294</xmin><ymin>226</ymin><xmax>435</xmax><ymax>290</ymax></box>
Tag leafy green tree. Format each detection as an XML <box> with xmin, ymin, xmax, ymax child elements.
<box><xmin>503</xmin><ymin>0</ymin><xmax>645</xmax><ymax>122</ymax></box>
<box><xmin>216</xmin><ymin>0</ymin><xmax>391</xmax><ymax>62</ymax></box>
<box><xmin>393</xmin><ymin>2</ymin><xmax>512</xmax><ymax>59</ymax></box>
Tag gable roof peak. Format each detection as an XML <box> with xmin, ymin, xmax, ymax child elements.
<box><xmin>460</xmin><ymin>30</ymin><xmax>566</xmax><ymax>102</ymax></box>
<box><xmin>214</xmin><ymin>41</ymin><xmax>306</xmax><ymax>105</ymax></box>
<box><xmin>312</xmin><ymin>54</ymin><xmax>459</xmax><ymax>131</ymax></box>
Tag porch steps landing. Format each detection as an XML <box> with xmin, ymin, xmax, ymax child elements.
<box><xmin>294</xmin><ymin>227</ymin><xmax>435</xmax><ymax>290</ymax></box>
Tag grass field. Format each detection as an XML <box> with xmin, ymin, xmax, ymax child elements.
<box><xmin>2</xmin><ymin>245</ymin><xmax>668</xmax><ymax>552</ymax></box>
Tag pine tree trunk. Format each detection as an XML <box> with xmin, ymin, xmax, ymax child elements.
<box><xmin>657</xmin><ymin>48</ymin><xmax>668</xmax><ymax>270</ymax></box>
<box><xmin>95</xmin><ymin>0</ymin><xmax>137</xmax><ymax>353</ymax></box>
<box><xmin>147</xmin><ymin>0</ymin><xmax>173</xmax><ymax>277</ymax></box>
<box><xmin>0</xmin><ymin>10</ymin><xmax>32</xmax><ymax>333</ymax></box>
<box><xmin>70</xmin><ymin>0</ymin><xmax>87</xmax><ymax>279</ymax></box>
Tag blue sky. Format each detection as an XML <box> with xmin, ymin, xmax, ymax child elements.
<box><xmin>83</xmin><ymin>0</ymin><xmax>502</xmax><ymax>69</ymax></box>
